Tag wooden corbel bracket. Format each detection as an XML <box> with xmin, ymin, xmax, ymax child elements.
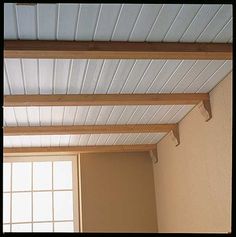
<box><xmin>170</xmin><ymin>125</ymin><xmax>180</xmax><ymax>147</ymax></box>
<box><xmin>149</xmin><ymin>148</ymin><xmax>158</xmax><ymax>164</ymax></box>
<box><xmin>198</xmin><ymin>99</ymin><xmax>212</xmax><ymax>122</ymax></box>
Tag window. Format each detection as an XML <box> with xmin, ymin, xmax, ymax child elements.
<box><xmin>3</xmin><ymin>155</ymin><xmax>79</xmax><ymax>232</ymax></box>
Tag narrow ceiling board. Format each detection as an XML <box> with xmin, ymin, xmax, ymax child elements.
<box><xmin>105</xmin><ymin>134</ymin><xmax>121</xmax><ymax>145</ymax></box>
<box><xmin>149</xmin><ymin>133</ymin><xmax>166</xmax><ymax>143</ymax></box>
<box><xmin>57</xmin><ymin>4</ymin><xmax>80</xmax><ymax>40</ymax></box>
<box><xmin>107</xmin><ymin>60</ymin><xmax>136</xmax><ymax>93</ymax></box>
<box><xmin>13</xmin><ymin>107</ymin><xmax>29</xmax><ymax>126</ymax></box>
<box><xmin>126</xmin><ymin>106</ymin><xmax>152</xmax><ymax>124</ymax></box>
<box><xmin>6</xmin><ymin>136</ymin><xmax>22</xmax><ymax>147</ymax></box>
<box><xmin>111</xmin><ymin>4</ymin><xmax>142</xmax><ymax>41</ymax></box>
<box><xmin>75</xmin><ymin>4</ymin><xmax>100</xmax><ymax>40</ymax></box>
<box><xmin>40</xmin><ymin>135</ymin><xmax>52</xmax><ymax>147</ymax></box>
<box><xmin>16</xmin><ymin>4</ymin><xmax>37</xmax><ymax>39</ymax></box>
<box><xmin>95</xmin><ymin>106</ymin><xmax>114</xmax><ymax>125</ymax></box>
<box><xmin>37</xmin><ymin>4</ymin><xmax>57</xmax><ymax>40</ymax></box>
<box><xmin>69</xmin><ymin>135</ymin><xmax>81</xmax><ymax>146</ymax></box>
<box><xmin>4</xmin><ymin>136</ymin><xmax>12</xmax><ymax>148</ymax></box>
<box><xmin>163</xmin><ymin>4</ymin><xmax>201</xmax><ymax>42</ymax></box>
<box><xmin>39</xmin><ymin>107</ymin><xmax>52</xmax><ymax>126</ymax></box>
<box><xmin>114</xmin><ymin>133</ymin><xmax>129</xmax><ymax>145</ymax></box>
<box><xmin>158</xmin><ymin>105</ymin><xmax>183</xmax><ymax>123</ymax></box>
<box><xmin>74</xmin><ymin>107</ymin><xmax>90</xmax><ymax>125</ymax></box>
<box><xmin>94</xmin><ymin>59</ymin><xmax>120</xmax><ymax>93</ymax></box>
<box><xmin>54</xmin><ymin>59</ymin><xmax>71</xmax><ymax>94</ymax></box>
<box><xmin>146</xmin><ymin>4</ymin><xmax>183</xmax><ymax>41</ymax></box>
<box><xmin>62</xmin><ymin>106</ymin><xmax>77</xmax><ymax>125</ymax></box>
<box><xmin>51</xmin><ymin>106</ymin><xmax>64</xmax><ymax>125</ymax></box>
<box><xmin>180</xmin><ymin>5</ymin><xmax>221</xmax><ymax>42</ymax></box>
<box><xmin>67</xmin><ymin>59</ymin><xmax>87</xmax><ymax>94</ymax></box>
<box><xmin>22</xmin><ymin>59</ymin><xmax>39</xmax><ymax>94</ymax></box>
<box><xmin>59</xmin><ymin>135</ymin><xmax>71</xmax><ymax>146</ymax></box>
<box><xmin>212</xmin><ymin>18</ymin><xmax>232</xmax><ymax>43</ymax></box>
<box><xmin>93</xmin><ymin>4</ymin><xmax>121</xmax><ymax>40</ymax></box>
<box><xmin>105</xmin><ymin>106</ymin><xmax>127</xmax><ymax>125</ymax></box>
<box><xmin>4</xmin><ymin>67</ymin><xmax>11</xmax><ymax>95</ymax></box>
<box><xmin>121</xmin><ymin>60</ymin><xmax>152</xmax><ymax>93</ymax></box>
<box><xmin>81</xmin><ymin>59</ymin><xmax>104</xmax><ymax>93</ymax></box>
<box><xmin>122</xmin><ymin>133</ymin><xmax>141</xmax><ymax>145</ymax></box>
<box><xmin>84</xmin><ymin>106</ymin><xmax>102</xmax><ymax>125</ymax></box>
<box><xmin>148</xmin><ymin>105</ymin><xmax>173</xmax><ymax>124</ymax></box>
<box><xmin>129</xmin><ymin>4</ymin><xmax>163</xmax><ymax>41</ymax></box>
<box><xmin>49</xmin><ymin>135</ymin><xmax>60</xmax><ymax>146</ymax></box>
<box><xmin>4</xmin><ymin>59</ymin><xmax>25</xmax><ymax>94</ymax></box>
<box><xmin>116</xmin><ymin>106</ymin><xmax>138</xmax><ymax>124</ymax></box>
<box><xmin>96</xmin><ymin>134</ymin><xmax>110</xmax><ymax>145</ymax></box>
<box><xmin>168</xmin><ymin>105</ymin><xmax>194</xmax><ymax>123</ymax></box>
<box><xmin>38</xmin><ymin>59</ymin><xmax>54</xmax><ymax>94</ymax></box>
<box><xmin>196</xmin><ymin>5</ymin><xmax>232</xmax><ymax>42</ymax></box>
<box><xmin>147</xmin><ymin>60</ymin><xmax>182</xmax><ymax>93</ymax></box>
<box><xmin>21</xmin><ymin>136</ymin><xmax>33</xmax><ymax>147</ymax></box>
<box><xmin>87</xmin><ymin>134</ymin><xmax>101</xmax><ymax>146</ymax></box>
<box><xmin>27</xmin><ymin>107</ymin><xmax>40</xmax><ymax>126</ymax></box>
<box><xmin>79</xmin><ymin>134</ymin><xmax>91</xmax><ymax>146</ymax></box>
<box><xmin>4</xmin><ymin>3</ymin><xmax>18</xmax><ymax>39</ymax></box>
<box><xmin>4</xmin><ymin>108</ymin><xmax>18</xmax><ymax>126</ymax></box>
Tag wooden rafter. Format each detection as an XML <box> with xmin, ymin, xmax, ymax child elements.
<box><xmin>3</xmin><ymin>144</ymin><xmax>157</xmax><ymax>156</ymax></box>
<box><xmin>4</xmin><ymin>124</ymin><xmax>177</xmax><ymax>136</ymax></box>
<box><xmin>4</xmin><ymin>40</ymin><xmax>232</xmax><ymax>59</ymax></box>
<box><xmin>4</xmin><ymin>93</ymin><xmax>210</xmax><ymax>107</ymax></box>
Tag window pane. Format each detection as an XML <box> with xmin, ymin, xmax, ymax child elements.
<box><xmin>3</xmin><ymin>163</ymin><xmax>11</xmax><ymax>192</ymax></box>
<box><xmin>54</xmin><ymin>191</ymin><xmax>73</xmax><ymax>221</ymax></box>
<box><xmin>12</xmin><ymin>192</ymin><xmax>31</xmax><ymax>222</ymax></box>
<box><xmin>3</xmin><ymin>193</ymin><xmax>10</xmax><ymax>223</ymax></box>
<box><xmin>12</xmin><ymin>162</ymin><xmax>31</xmax><ymax>191</ymax></box>
<box><xmin>3</xmin><ymin>224</ymin><xmax>10</xmax><ymax>232</ymax></box>
<box><xmin>33</xmin><ymin>222</ymin><xmax>53</xmax><ymax>232</ymax></box>
<box><xmin>53</xmin><ymin>161</ymin><xmax>72</xmax><ymax>190</ymax></box>
<box><xmin>33</xmin><ymin>192</ymin><xmax>52</xmax><ymax>221</ymax></box>
<box><xmin>33</xmin><ymin>162</ymin><xmax>52</xmax><ymax>190</ymax></box>
<box><xmin>12</xmin><ymin>223</ymin><xmax>32</xmax><ymax>232</ymax></box>
<box><xmin>54</xmin><ymin>222</ymin><xmax>74</xmax><ymax>232</ymax></box>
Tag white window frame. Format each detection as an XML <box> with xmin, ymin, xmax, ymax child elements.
<box><xmin>3</xmin><ymin>155</ymin><xmax>80</xmax><ymax>232</ymax></box>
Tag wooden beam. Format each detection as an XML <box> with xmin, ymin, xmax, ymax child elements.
<box><xmin>3</xmin><ymin>144</ymin><xmax>157</xmax><ymax>156</ymax></box>
<box><xmin>4</xmin><ymin>40</ymin><xmax>232</xmax><ymax>59</ymax></box>
<box><xmin>4</xmin><ymin>124</ymin><xmax>177</xmax><ymax>136</ymax></box>
<box><xmin>4</xmin><ymin>93</ymin><xmax>210</xmax><ymax>107</ymax></box>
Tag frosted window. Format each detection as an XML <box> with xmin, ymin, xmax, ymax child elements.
<box><xmin>12</xmin><ymin>162</ymin><xmax>31</xmax><ymax>191</ymax></box>
<box><xmin>12</xmin><ymin>192</ymin><xmax>32</xmax><ymax>222</ymax></box>
<box><xmin>3</xmin><ymin>224</ymin><xmax>10</xmax><ymax>232</ymax></box>
<box><xmin>33</xmin><ymin>223</ymin><xmax>53</xmax><ymax>232</ymax></box>
<box><xmin>54</xmin><ymin>222</ymin><xmax>74</xmax><ymax>232</ymax></box>
<box><xmin>12</xmin><ymin>224</ymin><xmax>32</xmax><ymax>232</ymax></box>
<box><xmin>33</xmin><ymin>162</ymin><xmax>52</xmax><ymax>190</ymax></box>
<box><xmin>33</xmin><ymin>192</ymin><xmax>52</xmax><ymax>221</ymax></box>
<box><xmin>53</xmin><ymin>161</ymin><xmax>72</xmax><ymax>189</ymax></box>
<box><xmin>3</xmin><ymin>163</ymin><xmax>11</xmax><ymax>192</ymax></box>
<box><xmin>54</xmin><ymin>191</ymin><xmax>73</xmax><ymax>220</ymax></box>
<box><xmin>3</xmin><ymin>193</ymin><xmax>10</xmax><ymax>223</ymax></box>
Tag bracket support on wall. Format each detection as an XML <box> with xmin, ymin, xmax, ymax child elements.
<box><xmin>170</xmin><ymin>125</ymin><xmax>180</xmax><ymax>146</ymax></box>
<box><xmin>198</xmin><ymin>99</ymin><xmax>212</xmax><ymax>122</ymax></box>
<box><xmin>149</xmin><ymin>148</ymin><xmax>158</xmax><ymax>164</ymax></box>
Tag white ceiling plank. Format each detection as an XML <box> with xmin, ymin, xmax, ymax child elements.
<box><xmin>57</xmin><ymin>4</ymin><xmax>80</xmax><ymax>40</ymax></box>
<box><xmin>4</xmin><ymin>137</ymin><xmax>12</xmax><ymax>148</ymax></box>
<box><xmin>63</xmin><ymin>106</ymin><xmax>77</xmax><ymax>125</ymax></box>
<box><xmin>4</xmin><ymin>108</ymin><xmax>18</xmax><ymax>126</ymax></box>
<box><xmin>135</xmin><ymin>105</ymin><xmax>161</xmax><ymax>124</ymax></box>
<box><xmin>4</xmin><ymin>67</ymin><xmax>11</xmax><ymax>95</ymax></box>
<box><xmin>51</xmin><ymin>107</ymin><xmax>64</xmax><ymax>126</ymax></box>
<box><xmin>40</xmin><ymin>107</ymin><xmax>52</xmax><ymax>126</ymax></box>
<box><xmin>81</xmin><ymin>60</ymin><xmax>104</xmax><ymax>93</ymax></box>
<box><xmin>180</xmin><ymin>4</ymin><xmax>221</xmax><ymax>42</ymax></box>
<box><xmin>75</xmin><ymin>4</ymin><xmax>100</xmax><ymax>40</ymax></box>
<box><xmin>122</xmin><ymin>133</ymin><xmax>140</xmax><ymax>145</ymax></box>
<box><xmin>85</xmin><ymin>106</ymin><xmax>102</xmax><ymax>125</ymax></box>
<box><xmin>149</xmin><ymin>133</ymin><xmax>166</xmax><ymax>143</ymax></box>
<box><xmin>54</xmin><ymin>59</ymin><xmax>71</xmax><ymax>94</ymax></box>
<box><xmin>4</xmin><ymin>3</ymin><xmax>18</xmax><ymax>39</ymax></box>
<box><xmin>39</xmin><ymin>59</ymin><xmax>54</xmax><ymax>94</ymax></box>
<box><xmin>105</xmin><ymin>134</ymin><xmax>120</xmax><ymax>145</ymax></box>
<box><xmin>69</xmin><ymin>135</ymin><xmax>81</xmax><ymax>146</ymax></box>
<box><xmin>116</xmin><ymin>106</ymin><xmax>138</xmax><ymax>124</ymax></box>
<box><xmin>49</xmin><ymin>135</ymin><xmax>60</xmax><ymax>147</ymax></box>
<box><xmin>79</xmin><ymin>134</ymin><xmax>91</xmax><ymax>146</ymax></box>
<box><xmin>158</xmin><ymin>105</ymin><xmax>183</xmax><ymax>123</ymax></box>
<box><xmin>106</xmin><ymin>106</ymin><xmax>126</xmax><ymax>125</ymax></box>
<box><xmin>146</xmin><ymin>4</ymin><xmax>183</xmax><ymax>41</ymax></box>
<box><xmin>16</xmin><ymin>4</ymin><xmax>37</xmax><ymax>39</ymax></box>
<box><xmin>20</xmin><ymin>136</ymin><xmax>33</xmax><ymax>147</ymax></box>
<box><xmin>95</xmin><ymin>106</ymin><xmax>115</xmax><ymax>125</ymax></box>
<box><xmin>129</xmin><ymin>4</ymin><xmax>163</xmax><ymax>41</ymax></box>
<box><xmin>114</xmin><ymin>134</ymin><xmax>128</xmax><ymax>145</ymax></box>
<box><xmin>40</xmin><ymin>135</ymin><xmax>52</xmax><ymax>147</ymax></box>
<box><xmin>94</xmin><ymin>60</ymin><xmax>120</xmax><ymax>93</ymax></box>
<box><xmin>74</xmin><ymin>107</ymin><xmax>90</xmax><ymax>125</ymax></box>
<box><xmin>149</xmin><ymin>105</ymin><xmax>173</xmax><ymax>124</ymax></box>
<box><xmin>107</xmin><ymin>60</ymin><xmax>136</xmax><ymax>93</ymax></box>
<box><xmin>121</xmin><ymin>60</ymin><xmax>151</xmax><ymax>93</ymax></box>
<box><xmin>168</xmin><ymin>105</ymin><xmax>194</xmax><ymax>123</ymax></box>
<box><xmin>4</xmin><ymin>59</ymin><xmax>25</xmax><ymax>94</ymax></box>
<box><xmin>37</xmin><ymin>4</ymin><xmax>57</xmax><ymax>40</ymax></box>
<box><xmin>67</xmin><ymin>60</ymin><xmax>87</xmax><ymax>94</ymax></box>
<box><xmin>87</xmin><ymin>134</ymin><xmax>101</xmax><ymax>145</ymax></box>
<box><xmin>7</xmin><ymin>136</ymin><xmax>23</xmax><ymax>147</ymax></box>
<box><xmin>111</xmin><ymin>4</ymin><xmax>142</xmax><ymax>41</ymax></box>
<box><xmin>126</xmin><ymin>106</ymin><xmax>151</xmax><ymax>124</ymax></box>
<box><xmin>96</xmin><ymin>134</ymin><xmax>110</xmax><ymax>145</ymax></box>
<box><xmin>13</xmin><ymin>107</ymin><xmax>29</xmax><ymax>126</ymax></box>
<box><xmin>22</xmin><ymin>59</ymin><xmax>39</xmax><ymax>94</ymax></box>
<box><xmin>196</xmin><ymin>5</ymin><xmax>232</xmax><ymax>42</ymax></box>
<box><xmin>59</xmin><ymin>135</ymin><xmax>71</xmax><ymax>146</ymax></box>
<box><xmin>27</xmin><ymin>107</ymin><xmax>40</xmax><ymax>126</ymax></box>
<box><xmin>93</xmin><ymin>4</ymin><xmax>121</xmax><ymax>40</ymax></box>
<box><xmin>163</xmin><ymin>4</ymin><xmax>202</xmax><ymax>42</ymax></box>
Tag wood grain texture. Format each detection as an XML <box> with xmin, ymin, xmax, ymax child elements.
<box><xmin>4</xmin><ymin>124</ymin><xmax>177</xmax><ymax>136</ymax></box>
<box><xmin>3</xmin><ymin>144</ymin><xmax>157</xmax><ymax>156</ymax></box>
<box><xmin>4</xmin><ymin>93</ymin><xmax>210</xmax><ymax>107</ymax></box>
<box><xmin>4</xmin><ymin>40</ymin><xmax>232</xmax><ymax>59</ymax></box>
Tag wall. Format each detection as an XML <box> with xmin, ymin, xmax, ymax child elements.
<box><xmin>153</xmin><ymin>73</ymin><xmax>232</xmax><ymax>233</ymax></box>
<box><xmin>80</xmin><ymin>151</ymin><xmax>158</xmax><ymax>233</ymax></box>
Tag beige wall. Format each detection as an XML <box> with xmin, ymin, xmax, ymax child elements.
<box><xmin>80</xmin><ymin>152</ymin><xmax>158</xmax><ymax>232</ymax></box>
<box><xmin>153</xmin><ymin>73</ymin><xmax>232</xmax><ymax>233</ymax></box>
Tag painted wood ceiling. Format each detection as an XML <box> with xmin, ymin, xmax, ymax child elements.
<box><xmin>3</xmin><ymin>3</ymin><xmax>232</xmax><ymax>148</ymax></box>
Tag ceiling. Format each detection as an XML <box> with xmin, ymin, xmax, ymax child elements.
<box><xmin>3</xmin><ymin>3</ymin><xmax>232</xmax><ymax>148</ymax></box>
